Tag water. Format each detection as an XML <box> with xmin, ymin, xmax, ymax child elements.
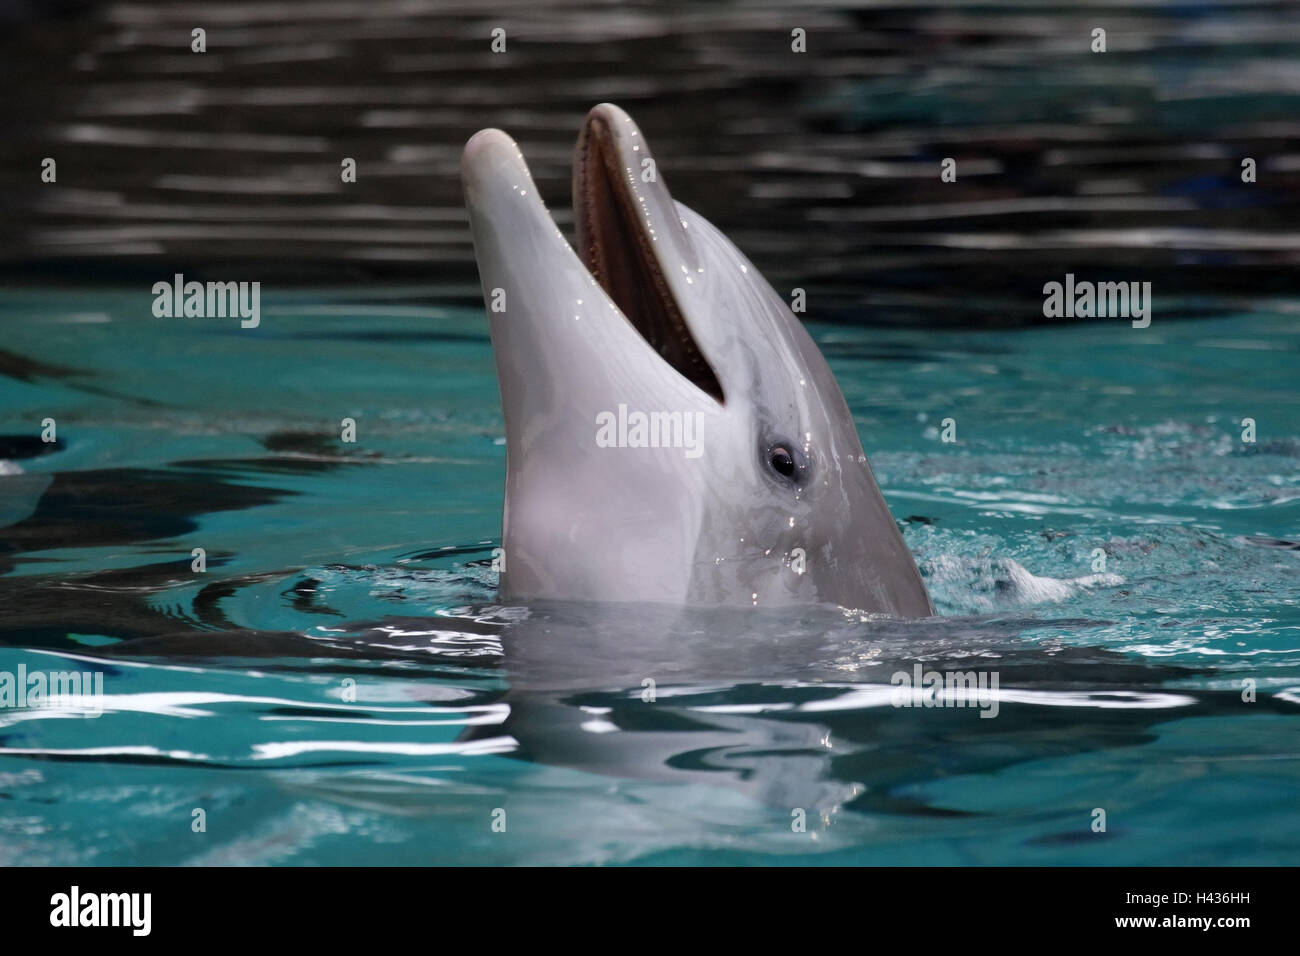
<box><xmin>4</xmin><ymin>0</ymin><xmax>1300</xmax><ymax>319</ymax></box>
<box><xmin>0</xmin><ymin>289</ymin><xmax>1296</xmax><ymax>865</ymax></box>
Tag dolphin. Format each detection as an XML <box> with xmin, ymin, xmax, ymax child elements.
<box><xmin>461</xmin><ymin>103</ymin><xmax>933</xmax><ymax>616</ymax></box>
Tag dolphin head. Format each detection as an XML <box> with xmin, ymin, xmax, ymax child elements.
<box><xmin>461</xmin><ymin>103</ymin><xmax>933</xmax><ymax>616</ymax></box>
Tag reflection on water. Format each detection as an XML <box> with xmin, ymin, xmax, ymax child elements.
<box><xmin>2</xmin><ymin>1</ymin><xmax>1299</xmax><ymax>323</ymax></box>
<box><xmin>0</xmin><ymin>288</ymin><xmax>1296</xmax><ymax>863</ymax></box>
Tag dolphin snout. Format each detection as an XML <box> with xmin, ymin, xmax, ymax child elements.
<box><xmin>460</xmin><ymin>127</ymin><xmax>528</xmax><ymax>199</ymax></box>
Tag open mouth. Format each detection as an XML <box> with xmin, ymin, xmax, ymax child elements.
<box><xmin>574</xmin><ymin>114</ymin><xmax>725</xmax><ymax>404</ymax></box>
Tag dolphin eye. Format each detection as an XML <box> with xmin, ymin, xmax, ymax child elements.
<box><xmin>771</xmin><ymin>447</ymin><xmax>796</xmax><ymax>476</ymax></box>
<box><xmin>764</xmin><ymin>438</ymin><xmax>809</xmax><ymax>484</ymax></box>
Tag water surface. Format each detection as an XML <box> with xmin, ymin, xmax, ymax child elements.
<box><xmin>0</xmin><ymin>289</ymin><xmax>1296</xmax><ymax>865</ymax></box>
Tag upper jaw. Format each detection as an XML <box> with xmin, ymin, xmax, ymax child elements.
<box><xmin>460</xmin><ymin>116</ymin><xmax>722</xmax><ymax>423</ymax></box>
<box><xmin>572</xmin><ymin>104</ymin><xmax>699</xmax><ymax>282</ymax></box>
<box><xmin>462</xmin><ymin>105</ymin><xmax>725</xmax><ymax>409</ymax></box>
<box><xmin>572</xmin><ymin>103</ymin><xmax>723</xmax><ymax>405</ymax></box>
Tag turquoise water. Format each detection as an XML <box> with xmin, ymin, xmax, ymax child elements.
<box><xmin>0</xmin><ymin>287</ymin><xmax>1297</xmax><ymax>865</ymax></box>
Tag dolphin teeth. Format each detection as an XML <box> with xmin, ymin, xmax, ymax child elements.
<box><xmin>574</xmin><ymin>108</ymin><xmax>724</xmax><ymax>405</ymax></box>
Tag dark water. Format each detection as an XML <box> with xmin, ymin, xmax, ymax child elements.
<box><xmin>2</xmin><ymin>0</ymin><xmax>1298</xmax><ymax>323</ymax></box>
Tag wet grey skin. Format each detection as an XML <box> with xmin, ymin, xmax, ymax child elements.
<box><xmin>461</xmin><ymin>103</ymin><xmax>934</xmax><ymax>616</ymax></box>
